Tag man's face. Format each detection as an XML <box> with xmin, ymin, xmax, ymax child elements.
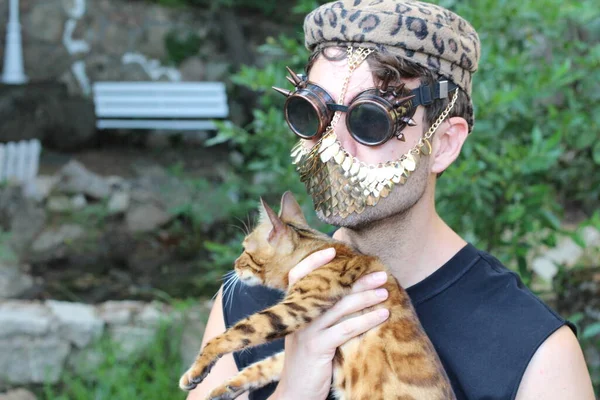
<box><xmin>302</xmin><ymin>53</ymin><xmax>432</xmax><ymax>229</ymax></box>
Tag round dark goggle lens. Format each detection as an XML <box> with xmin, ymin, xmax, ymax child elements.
<box><xmin>347</xmin><ymin>103</ymin><xmax>391</xmax><ymax>145</ymax></box>
<box><xmin>286</xmin><ymin>97</ymin><xmax>319</xmax><ymax>138</ymax></box>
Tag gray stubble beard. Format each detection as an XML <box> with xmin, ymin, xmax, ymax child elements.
<box><xmin>313</xmin><ymin>154</ymin><xmax>432</xmax><ymax>230</ymax></box>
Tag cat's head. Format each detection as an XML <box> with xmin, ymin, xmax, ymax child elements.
<box><xmin>234</xmin><ymin>191</ymin><xmax>326</xmax><ymax>290</ymax></box>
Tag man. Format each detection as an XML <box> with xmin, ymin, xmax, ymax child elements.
<box><xmin>188</xmin><ymin>0</ymin><xmax>595</xmax><ymax>399</ymax></box>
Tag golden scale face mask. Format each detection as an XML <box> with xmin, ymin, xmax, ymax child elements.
<box><xmin>291</xmin><ymin>46</ymin><xmax>459</xmax><ymax>219</ymax></box>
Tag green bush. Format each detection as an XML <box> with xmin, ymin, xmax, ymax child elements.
<box><xmin>570</xmin><ymin>312</ymin><xmax>600</xmax><ymax>392</ymax></box>
<box><xmin>198</xmin><ymin>32</ymin><xmax>327</xmax><ymax>272</ymax></box>
<box><xmin>151</xmin><ymin>0</ymin><xmax>327</xmax><ymax>16</ymax></box>
<box><xmin>435</xmin><ymin>0</ymin><xmax>600</xmax><ymax>284</ymax></box>
<box><xmin>201</xmin><ymin>0</ymin><xmax>600</xmax><ymax>286</ymax></box>
<box><xmin>0</xmin><ymin>228</ymin><xmax>17</xmax><ymax>263</ymax></box>
<box><xmin>165</xmin><ymin>31</ymin><xmax>202</xmax><ymax>65</ymax></box>
<box><xmin>196</xmin><ymin>0</ymin><xmax>600</xmax><ymax>390</ymax></box>
<box><xmin>41</xmin><ymin>323</ymin><xmax>186</xmax><ymax>400</ymax></box>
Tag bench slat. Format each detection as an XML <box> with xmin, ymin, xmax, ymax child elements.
<box><xmin>96</xmin><ymin>119</ymin><xmax>218</xmax><ymax>130</ymax></box>
<box><xmin>93</xmin><ymin>81</ymin><xmax>226</xmax><ymax>92</ymax></box>
<box><xmin>93</xmin><ymin>81</ymin><xmax>228</xmax><ymax>130</ymax></box>
<box><xmin>94</xmin><ymin>92</ymin><xmax>228</xmax><ymax>99</ymax></box>
<box><xmin>94</xmin><ymin>90</ymin><xmax>227</xmax><ymax>98</ymax></box>
<box><xmin>94</xmin><ymin>96</ymin><xmax>227</xmax><ymax>105</ymax></box>
<box><xmin>95</xmin><ymin>106</ymin><xmax>228</xmax><ymax>118</ymax></box>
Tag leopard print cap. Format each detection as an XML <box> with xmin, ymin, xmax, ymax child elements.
<box><xmin>304</xmin><ymin>0</ymin><xmax>481</xmax><ymax>130</ymax></box>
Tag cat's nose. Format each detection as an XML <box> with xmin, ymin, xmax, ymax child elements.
<box><xmin>233</xmin><ymin>255</ymin><xmax>248</xmax><ymax>270</ymax></box>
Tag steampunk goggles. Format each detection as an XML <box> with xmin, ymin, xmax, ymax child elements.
<box><xmin>273</xmin><ymin>67</ymin><xmax>458</xmax><ymax>146</ymax></box>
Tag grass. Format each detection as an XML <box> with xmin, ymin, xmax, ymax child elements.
<box><xmin>40</xmin><ymin>322</ymin><xmax>189</xmax><ymax>400</ymax></box>
<box><xmin>571</xmin><ymin>314</ymin><xmax>600</xmax><ymax>394</ymax></box>
<box><xmin>25</xmin><ymin>295</ymin><xmax>600</xmax><ymax>398</ymax></box>
<box><xmin>0</xmin><ymin>229</ymin><xmax>18</xmax><ymax>263</ymax></box>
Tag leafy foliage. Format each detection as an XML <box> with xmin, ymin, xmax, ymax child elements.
<box><xmin>194</xmin><ymin>0</ymin><xmax>600</xmax><ymax>390</ymax></box>
<box><xmin>150</xmin><ymin>0</ymin><xmax>327</xmax><ymax>16</ymax></box>
<box><xmin>41</xmin><ymin>0</ymin><xmax>598</xmax><ymax>395</ymax></box>
<box><xmin>201</xmin><ymin>0</ymin><xmax>599</xmax><ymax>287</ymax></box>
<box><xmin>434</xmin><ymin>0</ymin><xmax>600</xmax><ymax>284</ymax></box>
<box><xmin>0</xmin><ymin>228</ymin><xmax>17</xmax><ymax>263</ymax></box>
<box><xmin>40</xmin><ymin>322</ymin><xmax>186</xmax><ymax>400</ymax></box>
<box><xmin>165</xmin><ymin>31</ymin><xmax>202</xmax><ymax>65</ymax></box>
<box><xmin>569</xmin><ymin>312</ymin><xmax>600</xmax><ymax>392</ymax></box>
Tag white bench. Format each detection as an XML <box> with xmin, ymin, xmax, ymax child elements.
<box><xmin>92</xmin><ymin>82</ymin><xmax>229</xmax><ymax>131</ymax></box>
<box><xmin>0</xmin><ymin>139</ymin><xmax>41</xmax><ymax>184</ymax></box>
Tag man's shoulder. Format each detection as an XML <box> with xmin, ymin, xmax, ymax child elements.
<box><xmin>417</xmin><ymin>244</ymin><xmax>566</xmax><ymax>323</ymax></box>
<box><xmin>515</xmin><ymin>325</ymin><xmax>595</xmax><ymax>399</ymax></box>
<box><xmin>414</xmin><ymin>245</ymin><xmax>574</xmax><ymax>399</ymax></box>
<box><xmin>456</xmin><ymin>246</ymin><xmax>570</xmax><ymax>334</ymax></box>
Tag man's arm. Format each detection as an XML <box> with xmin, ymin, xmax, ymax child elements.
<box><xmin>186</xmin><ymin>287</ymin><xmax>249</xmax><ymax>400</ymax></box>
<box><xmin>515</xmin><ymin>325</ymin><xmax>595</xmax><ymax>399</ymax></box>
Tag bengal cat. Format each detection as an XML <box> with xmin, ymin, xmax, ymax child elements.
<box><xmin>179</xmin><ymin>191</ymin><xmax>455</xmax><ymax>400</ymax></box>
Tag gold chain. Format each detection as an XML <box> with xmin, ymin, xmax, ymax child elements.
<box><xmin>321</xmin><ymin>45</ymin><xmax>457</xmax><ymax>159</ymax></box>
<box><xmin>423</xmin><ymin>88</ymin><xmax>459</xmax><ymax>141</ymax></box>
<box><xmin>329</xmin><ymin>46</ymin><xmax>373</xmax><ymax>131</ymax></box>
<box><xmin>412</xmin><ymin>88</ymin><xmax>459</xmax><ymax>156</ymax></box>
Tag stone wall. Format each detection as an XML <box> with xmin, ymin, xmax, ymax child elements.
<box><xmin>0</xmin><ymin>0</ymin><xmax>283</xmax><ymax>96</ymax></box>
<box><xmin>0</xmin><ymin>298</ymin><xmax>210</xmax><ymax>390</ymax></box>
<box><xmin>0</xmin><ymin>157</ymin><xmax>233</xmax><ymax>302</ymax></box>
<box><xmin>0</xmin><ymin>157</ymin><xmax>221</xmax><ymax>393</ymax></box>
<box><xmin>0</xmin><ymin>160</ymin><xmax>599</xmax><ymax>394</ymax></box>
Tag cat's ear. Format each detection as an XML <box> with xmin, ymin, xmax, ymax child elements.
<box><xmin>279</xmin><ymin>191</ymin><xmax>308</xmax><ymax>225</ymax></box>
<box><xmin>259</xmin><ymin>197</ymin><xmax>288</xmax><ymax>243</ymax></box>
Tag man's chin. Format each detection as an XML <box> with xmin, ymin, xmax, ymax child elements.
<box><xmin>308</xmin><ymin>163</ymin><xmax>430</xmax><ymax>229</ymax></box>
<box><xmin>313</xmin><ymin>192</ymin><xmax>419</xmax><ymax>230</ymax></box>
<box><xmin>316</xmin><ymin>208</ymin><xmax>377</xmax><ymax>230</ymax></box>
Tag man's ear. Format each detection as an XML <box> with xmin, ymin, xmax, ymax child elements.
<box><xmin>259</xmin><ymin>198</ymin><xmax>288</xmax><ymax>244</ymax></box>
<box><xmin>279</xmin><ymin>191</ymin><xmax>308</xmax><ymax>226</ymax></box>
<box><xmin>430</xmin><ymin>116</ymin><xmax>469</xmax><ymax>175</ymax></box>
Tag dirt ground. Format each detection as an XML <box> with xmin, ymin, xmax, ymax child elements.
<box><xmin>38</xmin><ymin>132</ymin><xmax>231</xmax><ymax>180</ymax></box>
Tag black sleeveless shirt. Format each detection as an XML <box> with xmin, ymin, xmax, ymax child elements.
<box><xmin>223</xmin><ymin>243</ymin><xmax>574</xmax><ymax>400</ymax></box>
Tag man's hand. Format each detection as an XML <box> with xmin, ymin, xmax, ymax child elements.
<box><xmin>270</xmin><ymin>248</ymin><xmax>390</xmax><ymax>400</ymax></box>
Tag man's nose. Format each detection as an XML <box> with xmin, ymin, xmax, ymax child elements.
<box><xmin>331</xmin><ymin>115</ymin><xmax>358</xmax><ymax>156</ymax></box>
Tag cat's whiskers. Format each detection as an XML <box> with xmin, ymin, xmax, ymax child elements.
<box><xmin>222</xmin><ymin>270</ymin><xmax>241</xmax><ymax>314</ymax></box>
<box><xmin>233</xmin><ymin>216</ymin><xmax>254</xmax><ymax>237</ymax></box>
<box><xmin>250</xmin><ymin>213</ymin><xmax>259</xmax><ymax>232</ymax></box>
<box><xmin>220</xmin><ymin>270</ymin><xmax>236</xmax><ymax>299</ymax></box>
<box><xmin>247</xmin><ymin>213</ymin><xmax>257</xmax><ymax>232</ymax></box>
<box><xmin>229</xmin><ymin>277</ymin><xmax>242</xmax><ymax>314</ymax></box>
<box><xmin>181</xmin><ymin>192</ymin><xmax>456</xmax><ymax>399</ymax></box>
<box><xmin>213</xmin><ymin>271</ymin><xmax>234</xmax><ymax>301</ymax></box>
<box><xmin>222</xmin><ymin>270</ymin><xmax>236</xmax><ymax>289</ymax></box>
<box><xmin>229</xmin><ymin>223</ymin><xmax>249</xmax><ymax>237</ymax></box>
<box><xmin>239</xmin><ymin>346</ymin><xmax>252</xmax><ymax>356</ymax></box>
<box><xmin>220</xmin><ymin>270</ymin><xmax>236</xmax><ymax>283</ymax></box>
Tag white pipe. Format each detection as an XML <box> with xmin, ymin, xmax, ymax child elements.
<box><xmin>2</xmin><ymin>0</ymin><xmax>28</xmax><ymax>84</ymax></box>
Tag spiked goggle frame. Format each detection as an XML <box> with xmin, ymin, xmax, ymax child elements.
<box><xmin>274</xmin><ymin>67</ymin><xmax>459</xmax><ymax>146</ymax></box>
<box><xmin>291</xmin><ymin>87</ymin><xmax>460</xmax><ymax>218</ymax></box>
<box><xmin>286</xmin><ymin>46</ymin><xmax>460</xmax><ymax>218</ymax></box>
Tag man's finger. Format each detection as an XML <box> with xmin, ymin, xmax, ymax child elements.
<box><xmin>308</xmin><ymin>287</ymin><xmax>388</xmax><ymax>331</ymax></box>
<box><xmin>320</xmin><ymin>309</ymin><xmax>390</xmax><ymax>350</ymax></box>
<box><xmin>351</xmin><ymin>271</ymin><xmax>388</xmax><ymax>294</ymax></box>
<box><xmin>288</xmin><ymin>248</ymin><xmax>336</xmax><ymax>286</ymax></box>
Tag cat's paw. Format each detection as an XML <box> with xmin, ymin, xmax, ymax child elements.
<box><xmin>206</xmin><ymin>384</ymin><xmax>246</xmax><ymax>400</ymax></box>
<box><xmin>178</xmin><ymin>358</ymin><xmax>218</xmax><ymax>391</ymax></box>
